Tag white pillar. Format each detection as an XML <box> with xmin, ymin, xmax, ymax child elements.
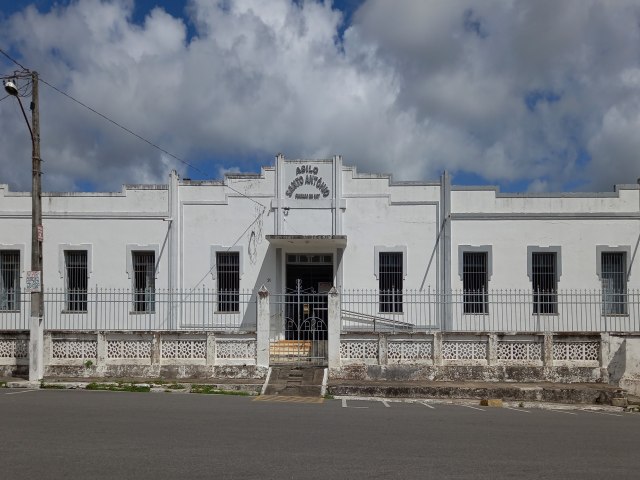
<box><xmin>328</xmin><ymin>287</ymin><xmax>340</xmax><ymax>368</ymax></box>
<box><xmin>28</xmin><ymin>316</ymin><xmax>43</xmax><ymax>382</ymax></box>
<box><xmin>256</xmin><ymin>285</ymin><xmax>270</xmax><ymax>367</ymax></box>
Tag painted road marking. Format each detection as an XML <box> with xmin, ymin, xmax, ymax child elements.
<box><xmin>381</xmin><ymin>400</ymin><xmax>390</xmax><ymax>408</ymax></box>
<box><xmin>253</xmin><ymin>395</ymin><xmax>324</xmax><ymax>404</ymax></box>
<box><xmin>341</xmin><ymin>399</ymin><xmax>368</xmax><ymax>409</ymax></box>
<box><xmin>459</xmin><ymin>405</ymin><xmax>485</xmax><ymax>411</ymax></box>
<box><xmin>547</xmin><ymin>409</ymin><xmax>577</xmax><ymax>415</ymax></box>
<box><xmin>505</xmin><ymin>406</ymin><xmax>530</xmax><ymax>413</ymax></box>
<box><xmin>5</xmin><ymin>389</ymin><xmax>38</xmax><ymax>395</ymax></box>
<box><xmin>419</xmin><ymin>401</ymin><xmax>435</xmax><ymax>409</ymax></box>
<box><xmin>582</xmin><ymin>409</ymin><xmax>623</xmax><ymax>417</ymax></box>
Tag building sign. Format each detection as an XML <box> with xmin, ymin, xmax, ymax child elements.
<box><xmin>284</xmin><ymin>163</ymin><xmax>332</xmax><ymax>200</ymax></box>
<box><xmin>25</xmin><ymin>271</ymin><xmax>41</xmax><ymax>293</ymax></box>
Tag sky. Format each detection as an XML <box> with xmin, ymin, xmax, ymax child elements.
<box><xmin>1</xmin><ymin>0</ymin><xmax>640</xmax><ymax>193</ymax></box>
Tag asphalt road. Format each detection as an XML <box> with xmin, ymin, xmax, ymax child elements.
<box><xmin>1</xmin><ymin>390</ymin><xmax>639</xmax><ymax>479</ymax></box>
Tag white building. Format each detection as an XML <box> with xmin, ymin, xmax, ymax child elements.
<box><xmin>1</xmin><ymin>155</ymin><xmax>639</xmax><ymax>389</ymax></box>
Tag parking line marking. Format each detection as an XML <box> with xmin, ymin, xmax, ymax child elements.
<box><xmin>582</xmin><ymin>409</ymin><xmax>623</xmax><ymax>417</ymax></box>
<box><xmin>419</xmin><ymin>401</ymin><xmax>435</xmax><ymax>409</ymax></box>
<box><xmin>381</xmin><ymin>400</ymin><xmax>390</xmax><ymax>408</ymax></box>
<box><xmin>505</xmin><ymin>406</ymin><xmax>530</xmax><ymax>413</ymax></box>
<box><xmin>5</xmin><ymin>389</ymin><xmax>38</xmax><ymax>395</ymax></box>
<box><xmin>341</xmin><ymin>399</ymin><xmax>368</xmax><ymax>409</ymax></box>
<box><xmin>547</xmin><ymin>409</ymin><xmax>577</xmax><ymax>415</ymax></box>
<box><xmin>460</xmin><ymin>405</ymin><xmax>485</xmax><ymax>411</ymax></box>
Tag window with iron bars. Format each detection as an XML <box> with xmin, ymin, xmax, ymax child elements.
<box><xmin>379</xmin><ymin>252</ymin><xmax>403</xmax><ymax>313</ymax></box>
<box><xmin>463</xmin><ymin>251</ymin><xmax>488</xmax><ymax>314</ymax></box>
<box><xmin>602</xmin><ymin>252</ymin><xmax>627</xmax><ymax>315</ymax></box>
<box><xmin>217</xmin><ymin>251</ymin><xmax>240</xmax><ymax>312</ymax></box>
<box><xmin>64</xmin><ymin>250</ymin><xmax>87</xmax><ymax>312</ymax></box>
<box><xmin>532</xmin><ymin>252</ymin><xmax>557</xmax><ymax>314</ymax></box>
<box><xmin>0</xmin><ymin>250</ymin><xmax>20</xmax><ymax>311</ymax></box>
<box><xmin>132</xmin><ymin>251</ymin><xmax>155</xmax><ymax>313</ymax></box>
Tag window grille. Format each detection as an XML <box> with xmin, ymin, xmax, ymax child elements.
<box><xmin>532</xmin><ymin>252</ymin><xmax>557</xmax><ymax>314</ymax></box>
<box><xmin>602</xmin><ymin>252</ymin><xmax>627</xmax><ymax>315</ymax></box>
<box><xmin>132</xmin><ymin>251</ymin><xmax>155</xmax><ymax>313</ymax></box>
<box><xmin>217</xmin><ymin>252</ymin><xmax>240</xmax><ymax>312</ymax></box>
<box><xmin>463</xmin><ymin>251</ymin><xmax>488</xmax><ymax>314</ymax></box>
<box><xmin>0</xmin><ymin>250</ymin><xmax>20</xmax><ymax>311</ymax></box>
<box><xmin>379</xmin><ymin>252</ymin><xmax>403</xmax><ymax>313</ymax></box>
<box><xmin>65</xmin><ymin>250</ymin><xmax>87</xmax><ymax>312</ymax></box>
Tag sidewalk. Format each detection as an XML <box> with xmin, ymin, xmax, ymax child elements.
<box><xmin>2</xmin><ymin>374</ymin><xmax>635</xmax><ymax>409</ymax></box>
<box><xmin>327</xmin><ymin>378</ymin><xmax>629</xmax><ymax>405</ymax></box>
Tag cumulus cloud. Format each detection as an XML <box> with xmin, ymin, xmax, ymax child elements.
<box><xmin>0</xmin><ymin>0</ymin><xmax>639</xmax><ymax>192</ymax></box>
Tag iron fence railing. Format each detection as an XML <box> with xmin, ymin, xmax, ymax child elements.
<box><xmin>341</xmin><ymin>288</ymin><xmax>640</xmax><ymax>333</ymax></box>
<box><xmin>0</xmin><ymin>288</ymin><xmax>256</xmax><ymax>331</ymax></box>
<box><xmin>1</xmin><ymin>287</ymin><xmax>639</xmax><ymax>333</ymax></box>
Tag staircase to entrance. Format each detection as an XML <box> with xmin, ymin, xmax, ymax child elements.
<box><xmin>263</xmin><ymin>366</ymin><xmax>325</xmax><ymax>397</ymax></box>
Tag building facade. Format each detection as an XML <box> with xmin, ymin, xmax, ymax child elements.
<box><xmin>1</xmin><ymin>155</ymin><xmax>640</xmax><ymax>389</ymax></box>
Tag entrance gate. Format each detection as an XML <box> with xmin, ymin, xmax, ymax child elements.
<box><xmin>269</xmin><ymin>254</ymin><xmax>333</xmax><ymax>366</ymax></box>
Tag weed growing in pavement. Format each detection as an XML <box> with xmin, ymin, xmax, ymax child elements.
<box><xmin>190</xmin><ymin>384</ymin><xmax>249</xmax><ymax>396</ymax></box>
<box><xmin>85</xmin><ymin>382</ymin><xmax>150</xmax><ymax>393</ymax></box>
<box><xmin>40</xmin><ymin>382</ymin><xmax>66</xmax><ymax>389</ymax></box>
<box><xmin>0</xmin><ymin>381</ymin><xmax>7</xmax><ymax>388</ymax></box>
<box><xmin>165</xmin><ymin>383</ymin><xmax>186</xmax><ymax>390</ymax></box>
<box><xmin>84</xmin><ymin>360</ymin><xmax>93</xmax><ymax>368</ymax></box>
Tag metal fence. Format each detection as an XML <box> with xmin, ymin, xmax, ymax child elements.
<box><xmin>2</xmin><ymin>287</ymin><xmax>640</xmax><ymax>333</ymax></box>
<box><xmin>341</xmin><ymin>288</ymin><xmax>640</xmax><ymax>333</ymax></box>
<box><xmin>0</xmin><ymin>288</ymin><xmax>256</xmax><ymax>331</ymax></box>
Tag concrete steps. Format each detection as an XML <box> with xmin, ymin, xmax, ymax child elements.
<box><xmin>263</xmin><ymin>366</ymin><xmax>325</xmax><ymax>397</ymax></box>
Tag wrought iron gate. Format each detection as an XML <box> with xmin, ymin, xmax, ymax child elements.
<box><xmin>270</xmin><ymin>280</ymin><xmax>328</xmax><ymax>366</ymax></box>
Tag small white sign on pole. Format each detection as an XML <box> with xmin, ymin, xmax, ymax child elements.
<box><xmin>25</xmin><ymin>271</ymin><xmax>41</xmax><ymax>293</ymax></box>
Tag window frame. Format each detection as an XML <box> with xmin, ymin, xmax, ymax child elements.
<box><xmin>215</xmin><ymin>251</ymin><xmax>241</xmax><ymax>313</ymax></box>
<box><xmin>131</xmin><ymin>250</ymin><xmax>156</xmax><ymax>313</ymax></box>
<box><xmin>0</xmin><ymin>249</ymin><xmax>21</xmax><ymax>312</ymax></box>
<box><xmin>458</xmin><ymin>245</ymin><xmax>492</xmax><ymax>315</ymax></box>
<box><xmin>527</xmin><ymin>246</ymin><xmax>561</xmax><ymax>315</ymax></box>
<box><xmin>210</xmin><ymin>246</ymin><xmax>244</xmax><ymax>314</ymax></box>
<box><xmin>377</xmin><ymin>251</ymin><xmax>404</xmax><ymax>313</ymax></box>
<box><xmin>64</xmin><ymin>249</ymin><xmax>88</xmax><ymax>312</ymax></box>
<box><xmin>597</xmin><ymin>246</ymin><xmax>630</xmax><ymax>316</ymax></box>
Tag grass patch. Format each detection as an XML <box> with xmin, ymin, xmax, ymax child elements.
<box><xmin>165</xmin><ymin>383</ymin><xmax>186</xmax><ymax>390</ymax></box>
<box><xmin>86</xmin><ymin>382</ymin><xmax>150</xmax><ymax>393</ymax></box>
<box><xmin>323</xmin><ymin>394</ymin><xmax>334</xmax><ymax>400</ymax></box>
<box><xmin>190</xmin><ymin>384</ymin><xmax>250</xmax><ymax>396</ymax></box>
<box><xmin>0</xmin><ymin>381</ymin><xmax>7</xmax><ymax>388</ymax></box>
<box><xmin>40</xmin><ymin>383</ymin><xmax>66</xmax><ymax>389</ymax></box>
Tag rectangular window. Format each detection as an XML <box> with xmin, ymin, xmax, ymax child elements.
<box><xmin>379</xmin><ymin>252</ymin><xmax>403</xmax><ymax>313</ymax></box>
<box><xmin>132</xmin><ymin>251</ymin><xmax>155</xmax><ymax>313</ymax></box>
<box><xmin>217</xmin><ymin>252</ymin><xmax>240</xmax><ymax>312</ymax></box>
<box><xmin>463</xmin><ymin>251</ymin><xmax>488</xmax><ymax>314</ymax></box>
<box><xmin>0</xmin><ymin>250</ymin><xmax>20</xmax><ymax>311</ymax></box>
<box><xmin>64</xmin><ymin>250</ymin><xmax>88</xmax><ymax>312</ymax></box>
<box><xmin>532</xmin><ymin>252</ymin><xmax>557</xmax><ymax>314</ymax></box>
<box><xmin>602</xmin><ymin>252</ymin><xmax>627</xmax><ymax>315</ymax></box>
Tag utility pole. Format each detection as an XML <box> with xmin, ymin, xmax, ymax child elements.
<box><xmin>3</xmin><ymin>69</ymin><xmax>44</xmax><ymax>381</ymax></box>
<box><xmin>29</xmin><ymin>71</ymin><xmax>43</xmax><ymax>382</ymax></box>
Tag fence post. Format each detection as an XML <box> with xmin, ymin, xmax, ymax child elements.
<box><xmin>378</xmin><ymin>333</ymin><xmax>388</xmax><ymax>366</ymax></box>
<box><xmin>206</xmin><ymin>331</ymin><xmax>216</xmax><ymax>366</ymax></box>
<box><xmin>433</xmin><ymin>331</ymin><xmax>443</xmax><ymax>366</ymax></box>
<box><xmin>328</xmin><ymin>287</ymin><xmax>340</xmax><ymax>369</ymax></box>
<box><xmin>487</xmin><ymin>333</ymin><xmax>498</xmax><ymax>366</ymax></box>
<box><xmin>543</xmin><ymin>332</ymin><xmax>554</xmax><ymax>366</ymax></box>
<box><xmin>256</xmin><ymin>285</ymin><xmax>270</xmax><ymax>368</ymax></box>
<box><xmin>96</xmin><ymin>332</ymin><xmax>107</xmax><ymax>373</ymax></box>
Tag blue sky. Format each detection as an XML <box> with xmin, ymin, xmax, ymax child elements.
<box><xmin>1</xmin><ymin>0</ymin><xmax>640</xmax><ymax>193</ymax></box>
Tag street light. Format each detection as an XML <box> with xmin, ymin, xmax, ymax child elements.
<box><xmin>4</xmin><ymin>72</ymin><xmax>44</xmax><ymax>382</ymax></box>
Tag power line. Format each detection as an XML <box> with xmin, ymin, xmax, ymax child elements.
<box><xmin>0</xmin><ymin>47</ymin><xmax>28</xmax><ymax>71</ymax></box>
<box><xmin>39</xmin><ymin>77</ymin><xmax>268</xmax><ymax>209</ymax></box>
<box><xmin>1</xmin><ymin>46</ymin><xmax>269</xmax><ymax>210</ymax></box>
